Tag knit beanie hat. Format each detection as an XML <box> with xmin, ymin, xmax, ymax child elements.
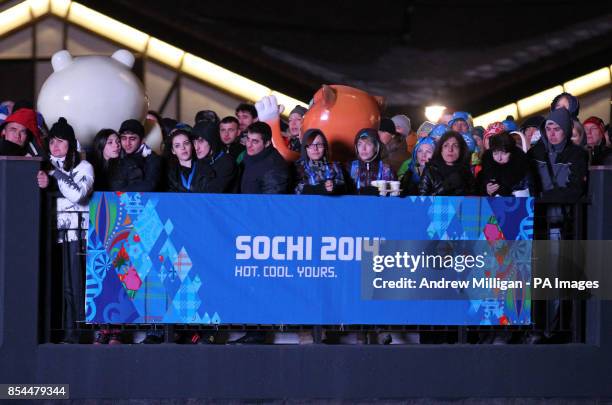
<box><xmin>289</xmin><ymin>105</ymin><xmax>307</xmax><ymax>117</ymax></box>
<box><xmin>391</xmin><ymin>114</ymin><xmax>411</xmax><ymax>135</ymax></box>
<box><xmin>1</xmin><ymin>108</ymin><xmax>42</xmax><ymax>147</ymax></box>
<box><xmin>520</xmin><ymin>115</ymin><xmax>545</xmax><ymax>131</ymax></box>
<box><xmin>379</xmin><ymin>118</ymin><xmax>398</xmax><ymax>135</ymax></box>
<box><xmin>502</xmin><ymin>117</ymin><xmax>519</xmax><ymax>132</ymax></box>
<box><xmin>49</xmin><ymin>117</ymin><xmax>75</xmax><ymax>143</ymax></box>
<box><xmin>48</xmin><ymin>117</ymin><xmax>77</xmax><ymax>158</ymax></box>
<box><xmin>483</xmin><ymin>122</ymin><xmax>506</xmax><ymax>140</ymax></box>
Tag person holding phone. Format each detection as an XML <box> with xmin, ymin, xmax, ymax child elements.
<box><xmin>477</xmin><ymin>132</ymin><xmax>529</xmax><ymax>197</ymax></box>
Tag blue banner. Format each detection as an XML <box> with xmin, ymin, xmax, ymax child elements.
<box><xmin>86</xmin><ymin>193</ymin><xmax>533</xmax><ymax>325</ymax></box>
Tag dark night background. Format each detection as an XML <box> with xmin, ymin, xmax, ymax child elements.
<box><xmin>75</xmin><ymin>0</ymin><xmax>612</xmax><ymax>121</ymax></box>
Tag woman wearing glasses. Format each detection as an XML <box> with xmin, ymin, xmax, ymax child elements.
<box><xmin>294</xmin><ymin>129</ymin><xmax>345</xmax><ymax>195</ymax></box>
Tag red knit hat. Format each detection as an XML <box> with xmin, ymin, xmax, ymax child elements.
<box><xmin>583</xmin><ymin>116</ymin><xmax>605</xmax><ymax>135</ymax></box>
<box><xmin>483</xmin><ymin>121</ymin><xmax>506</xmax><ymax>142</ymax></box>
<box><xmin>2</xmin><ymin>108</ymin><xmax>42</xmax><ymax>147</ymax></box>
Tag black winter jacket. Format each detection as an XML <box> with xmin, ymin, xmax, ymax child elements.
<box><xmin>166</xmin><ymin>160</ymin><xmax>215</xmax><ymax>193</ymax></box>
<box><xmin>92</xmin><ymin>158</ymin><xmax>120</xmax><ymax>191</ymax></box>
<box><xmin>240</xmin><ymin>146</ymin><xmax>289</xmax><ymax>194</ymax></box>
<box><xmin>110</xmin><ymin>151</ymin><xmax>162</xmax><ymax>192</ymax></box>
<box><xmin>0</xmin><ymin>138</ymin><xmax>26</xmax><ymax>156</ymax></box>
<box><xmin>418</xmin><ymin>159</ymin><xmax>475</xmax><ymax>196</ymax></box>
<box><xmin>477</xmin><ymin>148</ymin><xmax>529</xmax><ymax>196</ymax></box>
<box><xmin>587</xmin><ymin>142</ymin><xmax>611</xmax><ymax>166</ymax></box>
<box><xmin>225</xmin><ymin>141</ymin><xmax>246</xmax><ymax>164</ymax></box>
<box><xmin>200</xmin><ymin>153</ymin><xmax>237</xmax><ymax>193</ymax></box>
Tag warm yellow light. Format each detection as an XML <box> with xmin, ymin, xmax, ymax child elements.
<box><xmin>517</xmin><ymin>85</ymin><xmax>563</xmax><ymax>117</ymax></box>
<box><xmin>27</xmin><ymin>0</ymin><xmax>50</xmax><ymax>18</ymax></box>
<box><xmin>67</xmin><ymin>2</ymin><xmax>149</xmax><ymax>52</ymax></box>
<box><xmin>147</xmin><ymin>37</ymin><xmax>184</xmax><ymax>69</ymax></box>
<box><xmin>271</xmin><ymin>91</ymin><xmax>308</xmax><ymax>117</ymax></box>
<box><xmin>182</xmin><ymin>53</ymin><xmax>271</xmax><ymax>103</ymax></box>
<box><xmin>49</xmin><ymin>0</ymin><xmax>70</xmax><ymax>17</ymax></box>
<box><xmin>24</xmin><ymin>0</ymin><xmax>304</xmax><ymax>107</ymax></box>
<box><xmin>473</xmin><ymin>103</ymin><xmax>518</xmax><ymax>128</ymax></box>
<box><xmin>563</xmin><ymin>68</ymin><xmax>611</xmax><ymax>97</ymax></box>
<box><xmin>0</xmin><ymin>2</ymin><xmax>32</xmax><ymax>36</ymax></box>
<box><xmin>425</xmin><ymin>105</ymin><xmax>446</xmax><ymax>123</ymax></box>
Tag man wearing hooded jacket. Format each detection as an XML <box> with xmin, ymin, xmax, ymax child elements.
<box><xmin>527</xmin><ymin>107</ymin><xmax>587</xmax><ymax>343</ymax></box>
<box><xmin>528</xmin><ymin>108</ymin><xmax>588</xmax><ymax>211</ymax></box>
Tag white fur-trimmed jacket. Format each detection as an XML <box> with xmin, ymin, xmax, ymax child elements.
<box><xmin>48</xmin><ymin>156</ymin><xmax>94</xmax><ymax>243</ymax></box>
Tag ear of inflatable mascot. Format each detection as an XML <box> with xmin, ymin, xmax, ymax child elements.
<box><xmin>258</xmin><ymin>84</ymin><xmax>384</xmax><ymax>163</ymax></box>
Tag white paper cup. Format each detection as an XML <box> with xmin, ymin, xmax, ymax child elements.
<box><xmin>389</xmin><ymin>181</ymin><xmax>400</xmax><ymax>191</ymax></box>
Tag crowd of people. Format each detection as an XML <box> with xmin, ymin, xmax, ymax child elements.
<box><xmin>0</xmin><ymin>91</ymin><xmax>609</xmax><ymax>344</ymax></box>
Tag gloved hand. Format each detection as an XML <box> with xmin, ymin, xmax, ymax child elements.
<box><xmin>137</xmin><ymin>143</ymin><xmax>152</xmax><ymax>157</ymax></box>
<box><xmin>255</xmin><ymin>95</ymin><xmax>285</xmax><ymax>122</ymax></box>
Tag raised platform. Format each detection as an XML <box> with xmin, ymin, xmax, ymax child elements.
<box><xmin>1</xmin><ymin>159</ymin><xmax>611</xmax><ymax>401</ymax></box>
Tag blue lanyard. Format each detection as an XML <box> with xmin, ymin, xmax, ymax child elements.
<box><xmin>351</xmin><ymin>161</ymin><xmax>360</xmax><ymax>189</ymax></box>
<box><xmin>353</xmin><ymin>160</ymin><xmax>383</xmax><ymax>189</ymax></box>
<box><xmin>210</xmin><ymin>151</ymin><xmax>224</xmax><ymax>165</ymax></box>
<box><xmin>180</xmin><ymin>161</ymin><xmax>197</xmax><ymax>190</ymax></box>
<box><xmin>376</xmin><ymin>160</ymin><xmax>384</xmax><ymax>181</ymax></box>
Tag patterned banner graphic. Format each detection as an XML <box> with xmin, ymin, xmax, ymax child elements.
<box><xmin>86</xmin><ymin>193</ymin><xmax>533</xmax><ymax>325</ymax></box>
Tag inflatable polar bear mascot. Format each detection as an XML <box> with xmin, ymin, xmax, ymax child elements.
<box><xmin>37</xmin><ymin>49</ymin><xmax>161</xmax><ymax>152</ymax></box>
<box><xmin>257</xmin><ymin>84</ymin><xmax>384</xmax><ymax>163</ymax></box>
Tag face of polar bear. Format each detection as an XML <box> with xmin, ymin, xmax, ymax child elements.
<box><xmin>37</xmin><ymin>49</ymin><xmax>149</xmax><ymax>150</ymax></box>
